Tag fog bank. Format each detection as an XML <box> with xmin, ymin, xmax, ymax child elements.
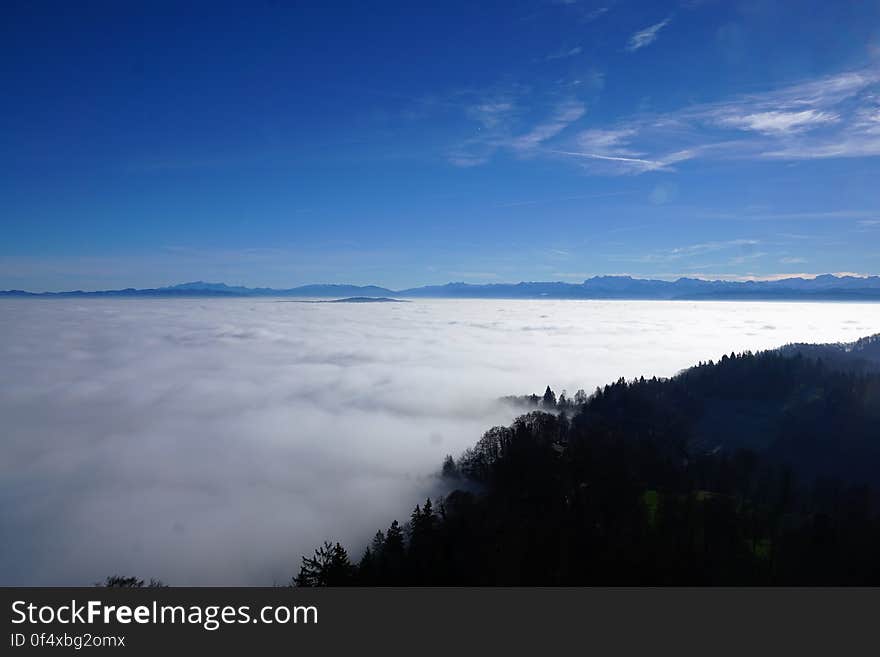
<box><xmin>1</xmin><ymin>298</ymin><xmax>878</xmax><ymax>585</ymax></box>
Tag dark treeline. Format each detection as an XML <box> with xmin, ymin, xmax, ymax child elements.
<box><xmin>295</xmin><ymin>350</ymin><xmax>880</xmax><ymax>585</ymax></box>
<box><xmin>100</xmin><ymin>575</ymin><xmax>166</xmax><ymax>588</ymax></box>
<box><xmin>778</xmin><ymin>333</ymin><xmax>880</xmax><ymax>374</ymax></box>
<box><xmin>501</xmin><ymin>385</ymin><xmax>588</xmax><ymax>411</ymax></box>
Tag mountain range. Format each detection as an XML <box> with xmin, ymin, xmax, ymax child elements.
<box><xmin>4</xmin><ymin>274</ymin><xmax>880</xmax><ymax>301</ymax></box>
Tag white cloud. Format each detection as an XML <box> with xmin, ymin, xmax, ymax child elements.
<box><xmin>626</xmin><ymin>17</ymin><xmax>672</xmax><ymax>52</ymax></box>
<box><xmin>699</xmin><ymin>70</ymin><xmax>880</xmax><ymax>157</ymax></box>
<box><xmin>466</xmin><ymin>101</ymin><xmax>516</xmax><ymax>128</ymax></box>
<box><xmin>717</xmin><ymin>109</ymin><xmax>840</xmax><ymax>135</ymax></box>
<box><xmin>508</xmin><ymin>102</ymin><xmax>587</xmax><ymax>151</ymax></box>
<box><xmin>553</xmin><ymin>128</ymin><xmax>699</xmax><ymax>174</ymax></box>
<box><xmin>553</xmin><ymin>128</ymin><xmax>668</xmax><ymax>172</ymax></box>
<box><xmin>550</xmin><ymin>68</ymin><xmax>880</xmax><ymax>174</ymax></box>
<box><xmin>552</xmin><ymin>149</ymin><xmax>670</xmax><ymax>173</ymax></box>
<box><xmin>578</xmin><ymin>128</ymin><xmax>639</xmax><ymax>153</ymax></box>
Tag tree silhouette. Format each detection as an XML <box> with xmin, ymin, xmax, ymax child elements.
<box><xmin>101</xmin><ymin>575</ymin><xmax>166</xmax><ymax>588</ymax></box>
<box><xmin>293</xmin><ymin>541</ymin><xmax>354</xmax><ymax>586</ymax></box>
<box><xmin>542</xmin><ymin>385</ymin><xmax>557</xmax><ymax>409</ymax></box>
<box><xmin>441</xmin><ymin>454</ymin><xmax>459</xmax><ymax>479</ymax></box>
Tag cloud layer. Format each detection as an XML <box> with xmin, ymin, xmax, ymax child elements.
<box><xmin>2</xmin><ymin>298</ymin><xmax>879</xmax><ymax>584</ymax></box>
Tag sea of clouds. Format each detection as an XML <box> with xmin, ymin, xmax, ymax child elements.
<box><xmin>1</xmin><ymin>298</ymin><xmax>879</xmax><ymax>585</ymax></box>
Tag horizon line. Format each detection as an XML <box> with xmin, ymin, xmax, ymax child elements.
<box><xmin>3</xmin><ymin>272</ymin><xmax>880</xmax><ymax>296</ymax></box>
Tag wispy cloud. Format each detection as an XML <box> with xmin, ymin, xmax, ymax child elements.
<box><xmin>716</xmin><ymin>109</ymin><xmax>839</xmax><ymax>135</ymax></box>
<box><xmin>550</xmin><ymin>128</ymin><xmax>666</xmax><ymax>171</ymax></box>
<box><xmin>551</xmin><ymin>149</ymin><xmax>672</xmax><ymax>173</ymax></box>
<box><xmin>551</xmin><ymin>127</ymin><xmax>699</xmax><ymax>173</ymax></box>
<box><xmin>442</xmin><ymin>63</ymin><xmax>880</xmax><ymax>175</ymax></box>
<box><xmin>507</xmin><ymin>102</ymin><xmax>587</xmax><ymax>152</ymax></box>
<box><xmin>615</xmin><ymin>239</ymin><xmax>763</xmax><ymax>265</ymax></box>
<box><xmin>626</xmin><ymin>17</ymin><xmax>672</xmax><ymax>52</ymax></box>
<box><xmin>447</xmin><ymin>153</ymin><xmax>492</xmax><ymax>168</ymax></box>
<box><xmin>450</xmin><ymin>96</ymin><xmax>587</xmax><ymax>167</ymax></box>
<box><xmin>552</xmin><ymin>68</ymin><xmax>880</xmax><ymax>174</ymax></box>
<box><xmin>466</xmin><ymin>101</ymin><xmax>516</xmax><ymax>128</ymax></box>
<box><xmin>693</xmin><ymin>70</ymin><xmax>880</xmax><ymax>160</ymax></box>
<box><xmin>584</xmin><ymin>6</ymin><xmax>611</xmax><ymax>21</ymax></box>
<box><xmin>544</xmin><ymin>46</ymin><xmax>583</xmax><ymax>61</ymax></box>
<box><xmin>578</xmin><ymin>128</ymin><xmax>639</xmax><ymax>153</ymax></box>
<box><xmin>668</xmin><ymin>239</ymin><xmax>761</xmax><ymax>259</ymax></box>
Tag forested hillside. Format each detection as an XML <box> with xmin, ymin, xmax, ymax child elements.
<box><xmin>295</xmin><ymin>347</ymin><xmax>880</xmax><ymax>585</ymax></box>
<box><xmin>779</xmin><ymin>333</ymin><xmax>880</xmax><ymax>373</ymax></box>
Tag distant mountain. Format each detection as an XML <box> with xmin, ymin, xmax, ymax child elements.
<box><xmin>0</xmin><ymin>286</ymin><xmax>243</xmax><ymax>298</ymax></box>
<box><xmin>3</xmin><ymin>275</ymin><xmax>880</xmax><ymax>301</ymax></box>
<box><xmin>398</xmin><ymin>274</ymin><xmax>880</xmax><ymax>300</ymax></box>
<box><xmin>324</xmin><ymin>297</ymin><xmax>407</xmax><ymax>303</ymax></box>
<box><xmin>166</xmin><ymin>281</ymin><xmax>399</xmax><ymax>297</ymax></box>
<box><xmin>279</xmin><ymin>297</ymin><xmax>408</xmax><ymax>304</ymax></box>
<box><xmin>167</xmin><ymin>281</ymin><xmax>272</xmax><ymax>294</ymax></box>
<box><xmin>0</xmin><ymin>281</ymin><xmax>396</xmax><ymax>299</ymax></box>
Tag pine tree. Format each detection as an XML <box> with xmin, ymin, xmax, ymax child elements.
<box><xmin>408</xmin><ymin>500</ymin><xmax>438</xmax><ymax>584</ymax></box>
<box><xmin>542</xmin><ymin>385</ymin><xmax>557</xmax><ymax>409</ymax></box>
<box><xmin>441</xmin><ymin>454</ymin><xmax>459</xmax><ymax>479</ymax></box>
<box><xmin>358</xmin><ymin>547</ymin><xmax>376</xmax><ymax>585</ymax></box>
<box><xmin>381</xmin><ymin>520</ymin><xmax>406</xmax><ymax>584</ymax></box>
<box><xmin>293</xmin><ymin>541</ymin><xmax>354</xmax><ymax>586</ymax></box>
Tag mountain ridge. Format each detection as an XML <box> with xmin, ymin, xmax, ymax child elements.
<box><xmin>4</xmin><ymin>274</ymin><xmax>880</xmax><ymax>301</ymax></box>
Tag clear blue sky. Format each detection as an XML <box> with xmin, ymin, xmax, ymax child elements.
<box><xmin>2</xmin><ymin>0</ymin><xmax>880</xmax><ymax>291</ymax></box>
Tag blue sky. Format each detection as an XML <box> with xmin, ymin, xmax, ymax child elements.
<box><xmin>2</xmin><ymin>0</ymin><xmax>880</xmax><ymax>291</ymax></box>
